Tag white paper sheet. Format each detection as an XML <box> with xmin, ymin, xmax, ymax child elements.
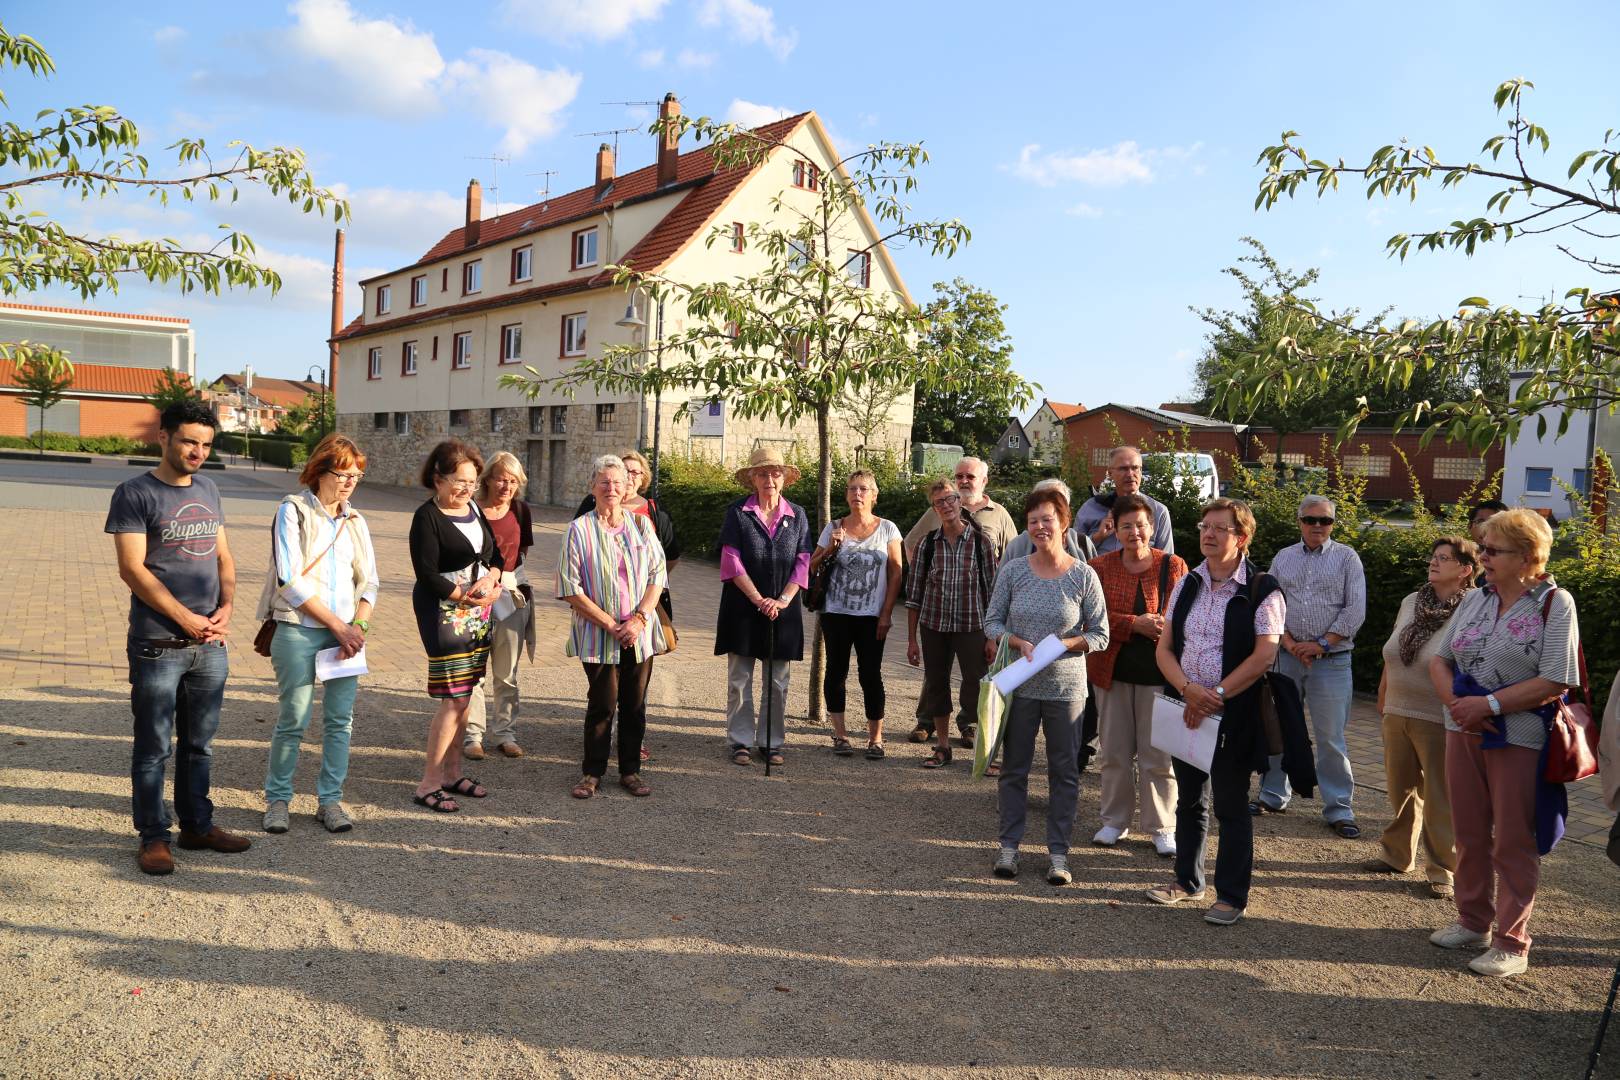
<box><xmin>315</xmin><ymin>646</ymin><xmax>369</xmax><ymax>683</ymax></box>
<box><xmin>991</xmin><ymin>634</ymin><xmax>1070</xmax><ymax>696</ymax></box>
<box><xmin>1150</xmin><ymin>692</ymin><xmax>1221</xmax><ymax>773</ymax></box>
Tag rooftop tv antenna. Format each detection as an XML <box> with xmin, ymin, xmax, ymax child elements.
<box><xmin>575</xmin><ymin>126</ymin><xmax>639</xmax><ymax>159</ymax></box>
<box><xmin>466</xmin><ymin>153</ymin><xmax>511</xmax><ymax>212</ymax></box>
<box><xmin>526</xmin><ymin>169</ymin><xmax>558</xmax><ymax>206</ymax></box>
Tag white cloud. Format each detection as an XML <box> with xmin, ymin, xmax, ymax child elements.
<box><xmin>285</xmin><ymin>0</ymin><xmax>446</xmax><ymax>115</ymax></box>
<box><xmin>698</xmin><ymin>0</ymin><xmax>797</xmax><ymax>60</ymax></box>
<box><xmin>1011</xmin><ymin>142</ymin><xmax>1153</xmax><ymax>187</ymax></box>
<box><xmin>636</xmin><ymin>48</ymin><xmax>665</xmax><ymax>68</ymax></box>
<box><xmin>1065</xmin><ymin>202</ymin><xmax>1104</xmax><ymax>219</ymax></box>
<box><xmin>725</xmin><ymin>98</ymin><xmax>792</xmax><ymax>129</ymax></box>
<box><xmin>676</xmin><ymin>48</ymin><xmax>715</xmax><ymax>69</ymax></box>
<box><xmin>443</xmin><ymin>49</ymin><xmax>582</xmax><ymax>155</ymax></box>
<box><xmin>152</xmin><ymin>25</ymin><xmax>187</xmax><ymax>44</ymax></box>
<box><xmin>499</xmin><ymin>0</ymin><xmax>667</xmax><ymax>40</ymax></box>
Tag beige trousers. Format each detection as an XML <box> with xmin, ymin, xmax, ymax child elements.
<box><xmin>1378</xmin><ymin>712</ymin><xmax>1456</xmax><ymax>884</ymax></box>
<box><xmin>1095</xmin><ymin>681</ymin><xmax>1176</xmax><ymax>834</ymax></box>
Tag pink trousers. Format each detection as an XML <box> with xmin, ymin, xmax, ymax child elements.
<box><xmin>1445</xmin><ymin>732</ymin><xmax>1540</xmax><ymax>956</ymax></box>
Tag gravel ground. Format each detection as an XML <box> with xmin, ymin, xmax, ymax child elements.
<box><xmin>3</xmin><ymin>652</ymin><xmax>1618</xmax><ymax>1080</ymax></box>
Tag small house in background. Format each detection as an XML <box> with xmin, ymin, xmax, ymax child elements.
<box><xmin>205</xmin><ymin>365</ymin><xmax>323</xmax><ymax>433</ymax></box>
<box><xmin>991</xmin><ymin>415</ymin><xmax>1031</xmax><ymax>465</ymax></box>
<box><xmin>1500</xmin><ymin>370</ymin><xmax>1620</xmax><ymax>518</ymax></box>
<box><xmin>0</xmin><ymin>300</ymin><xmax>195</xmax><ymax>443</ymax></box>
<box><xmin>1024</xmin><ymin>399</ymin><xmax>1083</xmax><ymax>464</ymax></box>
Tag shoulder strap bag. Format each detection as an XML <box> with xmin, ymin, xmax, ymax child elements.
<box><xmin>254</xmin><ymin>509</ymin><xmax>351</xmax><ymax>658</ymax></box>
<box><xmin>1540</xmin><ymin>588</ymin><xmax>1598</xmax><ymax>784</ymax></box>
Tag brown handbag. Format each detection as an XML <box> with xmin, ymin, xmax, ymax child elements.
<box><xmin>656</xmin><ymin>592</ymin><xmax>678</xmax><ymax>653</ymax></box>
<box><xmin>1540</xmin><ymin>588</ymin><xmax>1597</xmax><ymax>784</ymax></box>
<box><xmin>254</xmin><ymin>513</ymin><xmax>351</xmax><ymax>658</ymax></box>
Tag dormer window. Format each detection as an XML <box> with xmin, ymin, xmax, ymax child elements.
<box><xmin>375</xmin><ymin>284</ymin><xmax>391</xmax><ymax>315</ymax></box>
<box><xmin>462</xmin><ymin>260</ymin><xmax>482</xmax><ymax>295</ymax></box>
<box><xmin>572</xmin><ymin>227</ymin><xmax>598</xmax><ymax>270</ymax></box>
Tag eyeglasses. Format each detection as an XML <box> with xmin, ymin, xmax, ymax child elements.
<box><xmin>1429</xmin><ymin>552</ymin><xmax>1458</xmax><ymax>564</ymax></box>
<box><xmin>442</xmin><ymin>478</ymin><xmax>477</xmax><ymax>490</ymax></box>
<box><xmin>1300</xmin><ymin>515</ymin><xmax>1335</xmax><ymax>527</ymax></box>
<box><xmin>932</xmin><ymin>494</ymin><xmax>962</xmax><ymax>508</ymax></box>
<box><xmin>1197</xmin><ymin>522</ymin><xmax>1240</xmax><ymax>535</ymax></box>
<box><xmin>329</xmin><ymin>471</ymin><xmax>364</xmax><ymax>483</ymax></box>
<box><xmin>1480</xmin><ymin>544</ymin><xmax>1522</xmax><ymax>558</ymax></box>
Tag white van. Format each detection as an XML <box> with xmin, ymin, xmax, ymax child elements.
<box><xmin>1144</xmin><ymin>452</ymin><xmax>1219</xmax><ymax>501</ymax></box>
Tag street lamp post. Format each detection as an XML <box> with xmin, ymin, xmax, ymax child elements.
<box><xmin>615</xmin><ymin>294</ymin><xmax>665</xmax><ymax>499</ymax></box>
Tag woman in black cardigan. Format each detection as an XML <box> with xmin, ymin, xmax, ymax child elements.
<box><xmin>408</xmin><ymin>440</ymin><xmax>504</xmax><ymax>813</ymax></box>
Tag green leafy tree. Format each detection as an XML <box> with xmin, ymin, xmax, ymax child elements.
<box><xmin>0</xmin><ymin>23</ymin><xmax>347</xmax><ymax>373</ymax></box>
<box><xmin>13</xmin><ymin>347</ymin><xmax>71</xmax><ymax>456</ymax></box>
<box><xmin>836</xmin><ymin>374</ymin><xmax>911</xmax><ymax>451</ymax></box>
<box><xmin>145</xmin><ymin>367</ymin><xmax>201</xmax><ymax>413</ymax></box>
<box><xmin>911</xmin><ymin>278</ymin><xmax>1033</xmax><ymax>454</ymax></box>
<box><xmin>281</xmin><ymin>387</ymin><xmax>336</xmax><ymax>446</ymax></box>
<box><xmin>1216</xmin><ymin>79</ymin><xmax>1620</xmax><ymax>449</ymax></box>
<box><xmin>500</xmin><ymin>115</ymin><xmax>1035</xmax><ymax>722</ymax></box>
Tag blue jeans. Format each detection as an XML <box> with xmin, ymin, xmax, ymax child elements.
<box><xmin>1260</xmin><ymin>650</ymin><xmax>1356</xmax><ymax>822</ymax></box>
<box><xmin>128</xmin><ymin>639</ymin><xmax>228</xmax><ymax>843</ymax></box>
<box><xmin>267</xmin><ymin>623</ymin><xmax>359</xmax><ymax>806</ymax></box>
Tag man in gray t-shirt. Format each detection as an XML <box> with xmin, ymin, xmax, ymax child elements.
<box><xmin>104</xmin><ymin>400</ymin><xmax>250</xmax><ymax>875</ymax></box>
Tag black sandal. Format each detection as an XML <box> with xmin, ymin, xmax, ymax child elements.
<box><xmin>412</xmin><ymin>789</ymin><xmax>459</xmax><ymax>813</ymax></box>
<box><xmin>921</xmin><ymin>747</ymin><xmax>952</xmax><ymax>769</ymax></box>
<box><xmin>766</xmin><ymin>749</ymin><xmax>785</xmax><ymax>767</ymax></box>
<box><xmin>865</xmin><ymin>742</ymin><xmax>885</xmax><ymax>760</ymax></box>
<box><xmin>443</xmin><ymin>777</ymin><xmax>489</xmax><ymax>798</ymax></box>
<box><xmin>831</xmin><ymin>737</ymin><xmax>854</xmax><ymax>756</ymax></box>
<box><xmin>731</xmin><ymin>746</ymin><xmax>752</xmax><ymax>766</ymax></box>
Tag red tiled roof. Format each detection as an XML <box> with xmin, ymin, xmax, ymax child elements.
<box><xmin>0</xmin><ymin>359</ymin><xmax>169</xmax><ymax>396</ymax></box>
<box><xmin>0</xmin><ymin>300</ymin><xmax>189</xmax><ymax>325</ymax></box>
<box><xmin>1046</xmin><ymin>400</ymin><xmax>1083</xmax><ymax>420</ymax></box>
<box><xmin>210</xmin><ymin>373</ymin><xmax>322</xmax><ymax>409</ymax></box>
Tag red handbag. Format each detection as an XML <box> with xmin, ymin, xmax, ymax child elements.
<box><xmin>1541</xmin><ymin>589</ymin><xmax>1598</xmax><ymax>784</ymax></box>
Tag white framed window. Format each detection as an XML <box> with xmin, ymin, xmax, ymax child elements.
<box><xmin>376</xmin><ymin>285</ymin><xmax>391</xmax><ymax>315</ymax></box>
<box><xmin>394</xmin><ymin>412</ymin><xmax>410</xmax><ymax>435</ymax></box>
<box><xmin>500</xmin><ymin>323</ymin><xmax>522</xmax><ymax>363</ymax></box>
<box><xmin>410</xmin><ymin>275</ymin><xmax>426</xmax><ymax>307</ymax></box>
<box><xmin>1009</xmin><ymin>435</ymin><xmax>1021</xmax><ymax>448</ymax></box>
<box><xmin>463</xmin><ymin>260</ymin><xmax>482</xmax><ymax>295</ymax></box>
<box><xmin>791</xmin><ymin>160</ymin><xmax>819</xmax><ymax>190</ymax></box>
<box><xmin>402</xmin><ymin>340</ymin><xmax>418</xmax><ymax>376</ymax></box>
<box><xmin>367</xmin><ymin>347</ymin><xmax>382</xmax><ymax>380</ymax></box>
<box><xmin>846</xmin><ymin>250</ymin><xmax>870</xmax><ymax>288</ymax></box>
<box><xmin>512</xmin><ymin>246</ymin><xmax>532</xmax><ymax>283</ymax></box>
<box><xmin>1343</xmin><ymin>454</ymin><xmax>1391</xmax><ymax>478</ymax></box>
<box><xmin>561</xmin><ymin>312</ymin><xmax>587</xmax><ymax>357</ymax></box>
<box><xmin>452</xmin><ymin>331</ymin><xmax>472</xmax><ymax>369</ymax></box>
<box><xmin>1524</xmin><ymin>467</ymin><xmax>1553</xmax><ymax>494</ymax></box>
<box><xmin>571</xmin><ymin>228</ymin><xmax>598</xmax><ymax>270</ymax></box>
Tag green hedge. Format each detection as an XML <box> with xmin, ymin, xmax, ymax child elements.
<box><xmin>0</xmin><ymin>431</ymin><xmax>161</xmax><ymax>455</ymax></box>
<box><xmin>251</xmin><ymin>439</ymin><xmax>309</xmax><ymax>469</ymax></box>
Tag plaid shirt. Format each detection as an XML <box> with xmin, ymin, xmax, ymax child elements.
<box><xmin>1268</xmin><ymin>537</ymin><xmax>1366</xmax><ymax>647</ymax></box>
<box><xmin>1086</xmin><ymin>549</ymin><xmax>1187</xmax><ymax>690</ymax></box>
<box><xmin>905</xmin><ymin>520</ymin><xmax>994</xmax><ymax>633</ymax></box>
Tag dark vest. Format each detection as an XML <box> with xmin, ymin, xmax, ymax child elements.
<box><xmin>1168</xmin><ymin>560</ymin><xmax>1281</xmax><ymax>769</ymax></box>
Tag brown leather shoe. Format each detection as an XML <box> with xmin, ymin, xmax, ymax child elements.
<box><xmin>137</xmin><ymin>840</ymin><xmax>175</xmax><ymax>875</ymax></box>
<box><xmin>463</xmin><ymin>742</ymin><xmax>486</xmax><ymax>760</ymax></box>
<box><xmin>176</xmin><ymin>826</ymin><xmax>252</xmax><ymax>853</ymax></box>
<box><xmin>497</xmin><ymin>742</ymin><xmax>524</xmax><ymax>758</ymax></box>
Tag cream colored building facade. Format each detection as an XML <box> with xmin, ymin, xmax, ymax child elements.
<box><xmin>333</xmin><ymin>100</ymin><xmax>915</xmax><ymax>504</ymax></box>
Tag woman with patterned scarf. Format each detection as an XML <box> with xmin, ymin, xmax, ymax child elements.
<box><xmin>1364</xmin><ymin>535</ymin><xmax>1479</xmax><ymax>899</ymax></box>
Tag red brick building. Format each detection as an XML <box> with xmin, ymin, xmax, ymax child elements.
<box><xmin>1064</xmin><ymin>403</ymin><xmax>1503</xmax><ymax>507</ymax></box>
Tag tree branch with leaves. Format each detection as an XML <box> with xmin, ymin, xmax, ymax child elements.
<box><xmin>13</xmin><ymin>346</ymin><xmax>71</xmax><ymax>456</ymax></box>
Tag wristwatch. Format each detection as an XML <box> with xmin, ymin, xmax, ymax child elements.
<box><xmin>1315</xmin><ymin>636</ymin><xmax>1331</xmax><ymax>651</ymax></box>
<box><xmin>1486</xmin><ymin>692</ymin><xmax>1502</xmax><ymax>716</ymax></box>
<box><xmin>1214</xmin><ymin>685</ymin><xmax>1227</xmax><ymax>701</ymax></box>
<box><xmin>351</xmin><ymin>619</ymin><xmax>370</xmax><ymax>633</ymax></box>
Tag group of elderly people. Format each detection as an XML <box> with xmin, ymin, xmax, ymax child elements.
<box><xmin>245</xmin><ymin>433</ymin><xmax>1588</xmax><ymax>978</ymax></box>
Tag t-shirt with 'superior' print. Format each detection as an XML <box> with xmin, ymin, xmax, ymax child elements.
<box><xmin>816</xmin><ymin>518</ymin><xmax>901</xmax><ymax>617</ymax></box>
<box><xmin>104</xmin><ymin>471</ymin><xmax>224</xmax><ymax>640</ymax></box>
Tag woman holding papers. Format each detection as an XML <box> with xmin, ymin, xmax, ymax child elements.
<box><xmin>1087</xmin><ymin>493</ymin><xmax>1187</xmax><ymax>855</ymax></box>
<box><xmin>1149</xmin><ymin>498</ymin><xmax>1284</xmax><ymax>925</ymax></box>
<box><xmin>257</xmin><ymin>435</ymin><xmax>379</xmax><ymax>835</ymax></box>
<box><xmin>982</xmin><ymin>487</ymin><xmax>1109</xmax><ymax>886</ymax></box>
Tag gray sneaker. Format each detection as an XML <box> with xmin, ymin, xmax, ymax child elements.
<box><xmin>263</xmin><ymin>800</ymin><xmax>290</xmax><ymax>834</ymax></box>
<box><xmin>993</xmin><ymin>847</ymin><xmax>1019</xmax><ymax>879</ymax></box>
<box><xmin>1046</xmin><ymin>855</ymin><xmax>1072</xmax><ymax>886</ymax></box>
<box><xmin>315</xmin><ymin>802</ymin><xmax>354</xmax><ymax>833</ymax></box>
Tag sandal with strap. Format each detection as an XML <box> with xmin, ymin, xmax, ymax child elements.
<box><xmin>920</xmin><ymin>747</ymin><xmax>952</xmax><ymax>769</ymax></box>
<box><xmin>731</xmin><ymin>746</ymin><xmax>752</xmax><ymax>766</ymax></box>
<box><xmin>831</xmin><ymin>737</ymin><xmax>854</xmax><ymax>757</ymax></box>
<box><xmin>571</xmin><ymin>775</ymin><xmax>599</xmax><ymax>800</ymax></box>
<box><xmin>766</xmin><ymin>749</ymin><xmax>785</xmax><ymax>767</ymax></box>
<box><xmin>412</xmin><ymin>789</ymin><xmax>459</xmax><ymax>813</ymax></box>
<box><xmin>618</xmin><ymin>773</ymin><xmax>652</xmax><ymax>797</ymax></box>
<box><xmin>443</xmin><ymin>776</ymin><xmax>489</xmax><ymax>798</ymax></box>
<box><xmin>865</xmin><ymin>742</ymin><xmax>885</xmax><ymax>760</ymax></box>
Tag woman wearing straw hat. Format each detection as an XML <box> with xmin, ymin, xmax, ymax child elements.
<box><xmin>716</xmin><ymin>447</ymin><xmax>813</xmax><ymax>767</ymax></box>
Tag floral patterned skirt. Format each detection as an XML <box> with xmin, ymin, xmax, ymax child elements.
<box><xmin>414</xmin><ymin>585</ymin><xmax>492</xmax><ymax>699</ymax></box>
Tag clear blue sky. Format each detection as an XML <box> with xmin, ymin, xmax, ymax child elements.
<box><xmin>7</xmin><ymin>1</ymin><xmax>1613</xmax><ymax>414</ymax></box>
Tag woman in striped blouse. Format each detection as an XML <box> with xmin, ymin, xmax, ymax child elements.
<box><xmin>557</xmin><ymin>455</ymin><xmax>669</xmax><ymax>799</ymax></box>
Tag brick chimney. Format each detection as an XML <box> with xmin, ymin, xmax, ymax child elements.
<box><xmin>656</xmin><ymin>92</ymin><xmax>681</xmax><ymax>188</ymax></box>
<box><xmin>595</xmin><ymin>142</ymin><xmax>615</xmax><ymax>197</ymax></box>
<box><xmin>465</xmin><ymin>179</ymin><xmax>482</xmax><ymax>247</ymax></box>
<box><xmin>328</xmin><ymin>227</ymin><xmax>343</xmax><ymax>401</ymax></box>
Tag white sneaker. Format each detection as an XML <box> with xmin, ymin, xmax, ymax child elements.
<box><xmin>1046</xmin><ymin>855</ymin><xmax>1072</xmax><ymax>886</ymax></box>
<box><xmin>992</xmin><ymin>847</ymin><xmax>1019</xmax><ymax>879</ymax></box>
<box><xmin>1091</xmin><ymin>825</ymin><xmax>1129</xmax><ymax>847</ymax></box>
<box><xmin>1153</xmin><ymin>832</ymin><xmax>1177</xmax><ymax>857</ymax></box>
<box><xmin>1468</xmin><ymin>947</ymin><xmax>1528</xmax><ymax>978</ymax></box>
<box><xmin>1430</xmin><ymin>922</ymin><xmax>1489</xmax><ymax>950</ymax></box>
<box><xmin>315</xmin><ymin>802</ymin><xmax>354</xmax><ymax>833</ymax></box>
<box><xmin>263</xmin><ymin>800</ymin><xmax>289</xmax><ymax>834</ymax></box>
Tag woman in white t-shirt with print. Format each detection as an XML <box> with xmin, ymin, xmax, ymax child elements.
<box><xmin>810</xmin><ymin>469</ymin><xmax>903</xmax><ymax>760</ymax></box>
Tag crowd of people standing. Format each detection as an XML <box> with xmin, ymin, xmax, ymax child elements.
<box><xmin>106</xmin><ymin>405</ymin><xmax>1601</xmax><ymax>978</ymax></box>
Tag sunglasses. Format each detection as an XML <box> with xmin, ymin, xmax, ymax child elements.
<box><xmin>1299</xmin><ymin>515</ymin><xmax>1335</xmax><ymax>527</ymax></box>
<box><xmin>1480</xmin><ymin>544</ymin><xmax>1522</xmax><ymax>558</ymax></box>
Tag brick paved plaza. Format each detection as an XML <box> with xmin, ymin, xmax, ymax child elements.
<box><xmin>2</xmin><ymin>456</ymin><xmax>1617</xmax><ymax>1078</ymax></box>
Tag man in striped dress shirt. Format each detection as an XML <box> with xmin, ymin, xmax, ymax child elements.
<box><xmin>1254</xmin><ymin>495</ymin><xmax>1367</xmax><ymax>837</ymax></box>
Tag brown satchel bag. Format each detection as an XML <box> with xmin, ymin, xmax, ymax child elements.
<box><xmin>1540</xmin><ymin>589</ymin><xmax>1598</xmax><ymax>784</ymax></box>
<box><xmin>254</xmin><ymin>512</ymin><xmax>351</xmax><ymax>657</ymax></box>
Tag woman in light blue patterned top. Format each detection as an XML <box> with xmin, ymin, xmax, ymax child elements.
<box><xmin>981</xmin><ymin>487</ymin><xmax>1109</xmax><ymax>886</ymax></box>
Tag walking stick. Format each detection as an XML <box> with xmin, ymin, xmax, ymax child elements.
<box><xmin>1586</xmin><ymin>954</ymin><xmax>1620</xmax><ymax>1080</ymax></box>
<box><xmin>762</xmin><ymin>548</ymin><xmax>780</xmax><ymax>779</ymax></box>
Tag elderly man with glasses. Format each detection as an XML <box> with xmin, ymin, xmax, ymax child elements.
<box><xmin>1254</xmin><ymin>495</ymin><xmax>1367</xmax><ymax>837</ymax></box>
<box><xmin>903</xmin><ymin>456</ymin><xmax>1017</xmax><ymax>744</ymax></box>
<box><xmin>1074</xmin><ymin>446</ymin><xmax>1175</xmax><ymax>556</ymax></box>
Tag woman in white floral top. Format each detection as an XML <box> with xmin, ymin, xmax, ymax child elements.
<box><xmin>1427</xmin><ymin>509</ymin><xmax>1579</xmax><ymax>979</ymax></box>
